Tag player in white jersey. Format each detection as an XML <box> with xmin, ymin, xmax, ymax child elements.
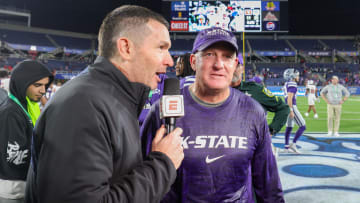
<box><xmin>305</xmin><ymin>80</ymin><xmax>319</xmax><ymax>118</ymax></box>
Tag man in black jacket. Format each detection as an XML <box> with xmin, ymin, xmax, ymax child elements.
<box><xmin>0</xmin><ymin>60</ymin><xmax>53</xmax><ymax>202</ymax></box>
<box><xmin>25</xmin><ymin>5</ymin><xmax>184</xmax><ymax>203</ymax></box>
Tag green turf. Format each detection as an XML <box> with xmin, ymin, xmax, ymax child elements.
<box><xmin>267</xmin><ymin>95</ymin><xmax>360</xmax><ymax>133</ymax></box>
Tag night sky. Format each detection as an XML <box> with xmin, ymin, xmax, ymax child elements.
<box><xmin>0</xmin><ymin>0</ymin><xmax>359</xmax><ymax>35</ymax></box>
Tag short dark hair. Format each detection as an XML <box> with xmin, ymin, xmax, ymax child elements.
<box><xmin>178</xmin><ymin>53</ymin><xmax>195</xmax><ymax>78</ymax></box>
<box><xmin>0</xmin><ymin>68</ymin><xmax>9</xmax><ymax>78</ymax></box>
<box><xmin>98</xmin><ymin>5</ymin><xmax>169</xmax><ymax>59</ymax></box>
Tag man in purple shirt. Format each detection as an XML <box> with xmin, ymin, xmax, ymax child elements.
<box><xmin>283</xmin><ymin>68</ymin><xmax>306</xmax><ymax>153</ymax></box>
<box><xmin>141</xmin><ymin>27</ymin><xmax>284</xmax><ymax>203</ymax></box>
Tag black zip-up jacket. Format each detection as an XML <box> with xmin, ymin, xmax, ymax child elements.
<box><xmin>0</xmin><ymin>60</ymin><xmax>53</xmax><ymax>182</ymax></box>
<box><xmin>25</xmin><ymin>56</ymin><xmax>177</xmax><ymax>203</ymax></box>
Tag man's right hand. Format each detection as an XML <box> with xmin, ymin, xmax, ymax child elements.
<box><xmin>151</xmin><ymin>126</ymin><xmax>184</xmax><ymax>169</ymax></box>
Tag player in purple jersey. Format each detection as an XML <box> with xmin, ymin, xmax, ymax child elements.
<box><xmin>141</xmin><ymin>27</ymin><xmax>284</xmax><ymax>203</ymax></box>
<box><xmin>283</xmin><ymin>68</ymin><xmax>306</xmax><ymax>153</ymax></box>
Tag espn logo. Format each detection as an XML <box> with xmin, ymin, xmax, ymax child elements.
<box><xmin>160</xmin><ymin>95</ymin><xmax>185</xmax><ymax>118</ymax></box>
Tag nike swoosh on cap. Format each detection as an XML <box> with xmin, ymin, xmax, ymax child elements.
<box><xmin>205</xmin><ymin>155</ymin><xmax>225</xmax><ymax>164</ymax></box>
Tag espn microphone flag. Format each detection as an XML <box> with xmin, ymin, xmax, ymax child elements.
<box><xmin>160</xmin><ymin>78</ymin><xmax>184</xmax><ymax>133</ymax></box>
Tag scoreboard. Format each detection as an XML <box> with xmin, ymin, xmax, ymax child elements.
<box><xmin>167</xmin><ymin>0</ymin><xmax>287</xmax><ymax>33</ymax></box>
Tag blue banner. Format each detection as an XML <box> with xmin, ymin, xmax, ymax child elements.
<box><xmin>307</xmin><ymin>51</ymin><xmax>332</xmax><ymax>56</ymax></box>
<box><xmin>171</xmin><ymin>1</ymin><xmax>188</xmax><ymax>11</ymax></box>
<box><xmin>170</xmin><ymin>50</ymin><xmax>189</xmax><ymax>56</ymax></box>
<box><xmin>8</xmin><ymin>43</ymin><xmax>56</xmax><ymax>52</ymax></box>
<box><xmin>347</xmin><ymin>86</ymin><xmax>360</xmax><ymax>95</ymax></box>
<box><xmin>256</xmin><ymin>51</ymin><xmax>295</xmax><ymax>56</ymax></box>
<box><xmin>267</xmin><ymin>86</ymin><xmax>306</xmax><ymax>96</ymax></box>
<box><xmin>267</xmin><ymin>86</ymin><xmax>360</xmax><ymax>96</ymax></box>
<box><xmin>55</xmin><ymin>72</ymin><xmax>80</xmax><ymax>80</ymax></box>
<box><xmin>262</xmin><ymin>1</ymin><xmax>280</xmax><ymax>11</ymax></box>
<box><xmin>8</xmin><ymin>43</ymin><xmax>89</xmax><ymax>55</ymax></box>
<box><xmin>337</xmin><ymin>51</ymin><xmax>359</xmax><ymax>56</ymax></box>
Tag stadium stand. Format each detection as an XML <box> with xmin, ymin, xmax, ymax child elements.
<box><xmin>289</xmin><ymin>39</ymin><xmax>325</xmax><ymax>51</ymax></box>
<box><xmin>0</xmin><ymin>24</ymin><xmax>359</xmax><ymax>89</ymax></box>
<box><xmin>49</xmin><ymin>34</ymin><xmax>93</xmax><ymax>50</ymax></box>
<box><xmin>322</xmin><ymin>39</ymin><xmax>357</xmax><ymax>51</ymax></box>
<box><xmin>0</xmin><ymin>29</ymin><xmax>53</xmax><ymax>47</ymax></box>
<box><xmin>249</xmin><ymin>39</ymin><xmax>290</xmax><ymax>51</ymax></box>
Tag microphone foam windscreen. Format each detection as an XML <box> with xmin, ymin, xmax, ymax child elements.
<box><xmin>163</xmin><ymin>78</ymin><xmax>180</xmax><ymax>95</ymax></box>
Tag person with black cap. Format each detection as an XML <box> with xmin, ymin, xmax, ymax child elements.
<box><xmin>0</xmin><ymin>60</ymin><xmax>53</xmax><ymax>203</ymax></box>
<box><xmin>141</xmin><ymin>27</ymin><xmax>284</xmax><ymax>202</ymax></box>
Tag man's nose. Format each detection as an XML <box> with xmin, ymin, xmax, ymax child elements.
<box><xmin>213</xmin><ymin>56</ymin><xmax>224</xmax><ymax>69</ymax></box>
<box><xmin>39</xmin><ymin>86</ymin><xmax>46</xmax><ymax>94</ymax></box>
<box><xmin>165</xmin><ymin>51</ymin><xmax>174</xmax><ymax>67</ymax></box>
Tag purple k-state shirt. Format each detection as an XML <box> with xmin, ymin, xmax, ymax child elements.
<box><xmin>284</xmin><ymin>81</ymin><xmax>298</xmax><ymax>105</ymax></box>
<box><xmin>140</xmin><ymin>86</ymin><xmax>284</xmax><ymax>203</ymax></box>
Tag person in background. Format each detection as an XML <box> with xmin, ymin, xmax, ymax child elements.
<box><xmin>231</xmin><ymin>55</ymin><xmax>290</xmax><ymax>157</ymax></box>
<box><xmin>283</xmin><ymin>68</ymin><xmax>306</xmax><ymax>154</ymax></box>
<box><xmin>52</xmin><ymin>81</ymin><xmax>62</xmax><ymax>93</ymax></box>
<box><xmin>0</xmin><ymin>60</ymin><xmax>53</xmax><ymax>203</ymax></box>
<box><xmin>175</xmin><ymin>53</ymin><xmax>196</xmax><ymax>88</ymax></box>
<box><xmin>320</xmin><ymin>75</ymin><xmax>350</xmax><ymax>137</ymax></box>
<box><xmin>175</xmin><ymin>53</ymin><xmax>195</xmax><ymax>78</ymax></box>
<box><xmin>25</xmin><ymin>5</ymin><xmax>184</xmax><ymax>203</ymax></box>
<box><xmin>0</xmin><ymin>68</ymin><xmax>10</xmax><ymax>92</ymax></box>
<box><xmin>39</xmin><ymin>82</ymin><xmax>55</xmax><ymax>110</ymax></box>
<box><xmin>304</xmin><ymin>79</ymin><xmax>319</xmax><ymax>119</ymax></box>
<box><xmin>0</xmin><ymin>68</ymin><xmax>9</xmax><ymax>104</ymax></box>
<box><xmin>141</xmin><ymin>27</ymin><xmax>284</xmax><ymax>203</ymax></box>
<box><xmin>0</xmin><ymin>88</ymin><xmax>6</xmax><ymax>104</ymax></box>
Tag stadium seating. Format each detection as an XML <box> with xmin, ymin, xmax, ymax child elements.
<box><xmin>249</xmin><ymin>39</ymin><xmax>290</xmax><ymax>51</ymax></box>
<box><xmin>0</xmin><ymin>29</ymin><xmax>53</xmax><ymax>47</ymax></box>
<box><xmin>289</xmin><ymin>39</ymin><xmax>324</xmax><ymax>51</ymax></box>
<box><xmin>49</xmin><ymin>35</ymin><xmax>93</xmax><ymax>50</ymax></box>
<box><xmin>322</xmin><ymin>40</ymin><xmax>357</xmax><ymax>51</ymax></box>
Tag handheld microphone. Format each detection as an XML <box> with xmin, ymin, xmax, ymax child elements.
<box><xmin>160</xmin><ymin>78</ymin><xmax>184</xmax><ymax>134</ymax></box>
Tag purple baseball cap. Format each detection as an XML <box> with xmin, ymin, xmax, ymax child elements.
<box><xmin>192</xmin><ymin>27</ymin><xmax>238</xmax><ymax>54</ymax></box>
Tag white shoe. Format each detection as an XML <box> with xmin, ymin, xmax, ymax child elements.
<box><xmin>304</xmin><ymin>112</ymin><xmax>309</xmax><ymax>117</ymax></box>
<box><xmin>327</xmin><ymin>131</ymin><xmax>333</xmax><ymax>136</ymax></box>
<box><xmin>281</xmin><ymin>148</ymin><xmax>291</xmax><ymax>153</ymax></box>
<box><xmin>289</xmin><ymin>143</ymin><xmax>301</xmax><ymax>154</ymax></box>
<box><xmin>314</xmin><ymin>114</ymin><xmax>318</xmax><ymax>119</ymax></box>
<box><xmin>334</xmin><ymin>132</ymin><xmax>340</xmax><ymax>137</ymax></box>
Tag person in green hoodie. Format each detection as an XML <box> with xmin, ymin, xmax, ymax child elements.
<box><xmin>0</xmin><ymin>60</ymin><xmax>53</xmax><ymax>203</ymax></box>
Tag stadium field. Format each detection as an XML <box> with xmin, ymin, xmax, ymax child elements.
<box><xmin>267</xmin><ymin>95</ymin><xmax>360</xmax><ymax>133</ymax></box>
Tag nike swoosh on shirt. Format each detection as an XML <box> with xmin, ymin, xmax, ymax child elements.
<box><xmin>205</xmin><ymin>155</ymin><xmax>225</xmax><ymax>164</ymax></box>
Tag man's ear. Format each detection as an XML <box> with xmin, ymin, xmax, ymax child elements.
<box><xmin>116</xmin><ymin>37</ymin><xmax>135</xmax><ymax>61</ymax></box>
<box><xmin>190</xmin><ymin>54</ymin><xmax>197</xmax><ymax>71</ymax></box>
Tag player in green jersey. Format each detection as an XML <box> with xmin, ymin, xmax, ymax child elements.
<box><xmin>231</xmin><ymin>56</ymin><xmax>290</xmax><ymax>156</ymax></box>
